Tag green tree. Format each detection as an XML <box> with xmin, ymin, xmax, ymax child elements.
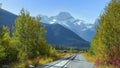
<box><xmin>0</xmin><ymin>27</ymin><xmax>6</xmax><ymax>64</ymax></box>
<box><xmin>0</xmin><ymin>46</ymin><xmax>5</xmax><ymax>61</ymax></box>
<box><xmin>13</xmin><ymin>8</ymin><xmax>47</xmax><ymax>59</ymax></box>
<box><xmin>0</xmin><ymin>26</ymin><xmax>18</xmax><ymax>66</ymax></box>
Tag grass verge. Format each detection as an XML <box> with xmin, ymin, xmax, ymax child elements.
<box><xmin>82</xmin><ymin>53</ymin><xmax>96</xmax><ymax>62</ymax></box>
<box><xmin>82</xmin><ymin>53</ymin><xmax>117</xmax><ymax>68</ymax></box>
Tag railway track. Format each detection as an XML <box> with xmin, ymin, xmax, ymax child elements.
<box><xmin>36</xmin><ymin>54</ymin><xmax>77</xmax><ymax>68</ymax></box>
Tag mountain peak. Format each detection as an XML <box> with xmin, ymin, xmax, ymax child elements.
<box><xmin>56</xmin><ymin>12</ymin><xmax>73</xmax><ymax>20</ymax></box>
<box><xmin>58</xmin><ymin>12</ymin><xmax>71</xmax><ymax>16</ymax></box>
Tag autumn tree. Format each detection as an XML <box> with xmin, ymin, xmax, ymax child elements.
<box><xmin>90</xmin><ymin>0</ymin><xmax>120</xmax><ymax>66</ymax></box>
<box><xmin>13</xmin><ymin>9</ymin><xmax>49</xmax><ymax>60</ymax></box>
<box><xmin>0</xmin><ymin>9</ymin><xmax>56</xmax><ymax>67</ymax></box>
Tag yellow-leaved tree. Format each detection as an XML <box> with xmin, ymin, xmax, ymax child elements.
<box><xmin>90</xmin><ymin>0</ymin><xmax>120</xmax><ymax>66</ymax></box>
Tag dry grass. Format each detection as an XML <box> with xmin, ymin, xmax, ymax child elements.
<box><xmin>26</xmin><ymin>57</ymin><xmax>53</xmax><ymax>66</ymax></box>
<box><xmin>82</xmin><ymin>53</ymin><xmax>96</xmax><ymax>62</ymax></box>
<box><xmin>38</xmin><ymin>57</ymin><xmax>53</xmax><ymax>65</ymax></box>
<box><xmin>26</xmin><ymin>53</ymin><xmax>72</xmax><ymax>66</ymax></box>
<box><xmin>56</xmin><ymin>53</ymin><xmax>72</xmax><ymax>58</ymax></box>
<box><xmin>82</xmin><ymin>53</ymin><xmax>118</xmax><ymax>68</ymax></box>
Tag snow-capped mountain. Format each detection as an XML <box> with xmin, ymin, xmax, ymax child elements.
<box><xmin>40</xmin><ymin>12</ymin><xmax>96</xmax><ymax>41</ymax></box>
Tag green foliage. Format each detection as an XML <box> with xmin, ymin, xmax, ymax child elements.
<box><xmin>47</xmin><ymin>44</ymin><xmax>56</xmax><ymax>56</ymax></box>
<box><xmin>0</xmin><ymin>28</ymin><xmax>5</xmax><ymax>61</ymax></box>
<box><xmin>12</xmin><ymin>8</ymin><xmax>56</xmax><ymax>66</ymax></box>
<box><xmin>13</xmin><ymin>8</ymin><xmax>47</xmax><ymax>59</ymax></box>
<box><xmin>0</xmin><ymin>8</ymin><xmax>56</xmax><ymax>67</ymax></box>
<box><xmin>0</xmin><ymin>45</ymin><xmax>5</xmax><ymax>61</ymax></box>
<box><xmin>90</xmin><ymin>0</ymin><xmax>120</xmax><ymax>66</ymax></box>
<box><xmin>0</xmin><ymin>26</ymin><xmax>19</xmax><ymax>66</ymax></box>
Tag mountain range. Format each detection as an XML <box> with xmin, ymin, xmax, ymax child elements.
<box><xmin>0</xmin><ymin>9</ymin><xmax>90</xmax><ymax>48</ymax></box>
<box><xmin>0</xmin><ymin>9</ymin><xmax>17</xmax><ymax>27</ymax></box>
<box><xmin>40</xmin><ymin>12</ymin><xmax>96</xmax><ymax>41</ymax></box>
<box><xmin>44</xmin><ymin>23</ymin><xmax>89</xmax><ymax>47</ymax></box>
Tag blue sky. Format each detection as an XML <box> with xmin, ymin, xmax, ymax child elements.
<box><xmin>1</xmin><ymin>0</ymin><xmax>110</xmax><ymax>24</ymax></box>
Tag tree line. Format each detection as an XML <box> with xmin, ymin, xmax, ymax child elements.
<box><xmin>0</xmin><ymin>9</ymin><xmax>56</xmax><ymax>67</ymax></box>
<box><xmin>89</xmin><ymin>0</ymin><xmax>120</xmax><ymax>67</ymax></box>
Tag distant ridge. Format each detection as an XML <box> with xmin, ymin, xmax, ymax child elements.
<box><xmin>44</xmin><ymin>23</ymin><xmax>89</xmax><ymax>48</ymax></box>
<box><xmin>0</xmin><ymin>9</ymin><xmax>17</xmax><ymax>27</ymax></box>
